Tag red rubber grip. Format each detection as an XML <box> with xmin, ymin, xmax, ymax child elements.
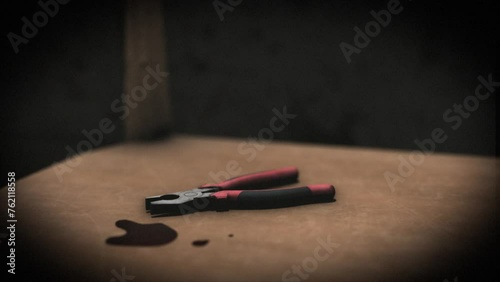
<box><xmin>308</xmin><ymin>184</ymin><xmax>335</xmax><ymax>196</ymax></box>
<box><xmin>201</xmin><ymin>166</ymin><xmax>299</xmax><ymax>190</ymax></box>
<box><xmin>212</xmin><ymin>190</ymin><xmax>243</xmax><ymax>200</ymax></box>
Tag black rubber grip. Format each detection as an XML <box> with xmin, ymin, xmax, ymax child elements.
<box><xmin>234</xmin><ymin>186</ymin><xmax>333</xmax><ymax>209</ymax></box>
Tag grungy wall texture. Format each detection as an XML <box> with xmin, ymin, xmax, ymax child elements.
<box><xmin>2</xmin><ymin>1</ymin><xmax>125</xmax><ymax>182</ymax></box>
<box><xmin>1</xmin><ymin>0</ymin><xmax>497</xmax><ymax>182</ymax></box>
<box><xmin>165</xmin><ymin>0</ymin><xmax>497</xmax><ymax>154</ymax></box>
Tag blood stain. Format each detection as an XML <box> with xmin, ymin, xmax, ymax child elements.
<box><xmin>192</xmin><ymin>240</ymin><xmax>209</xmax><ymax>247</ymax></box>
<box><xmin>106</xmin><ymin>219</ymin><xmax>177</xmax><ymax>246</ymax></box>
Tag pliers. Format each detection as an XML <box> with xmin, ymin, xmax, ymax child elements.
<box><xmin>145</xmin><ymin>166</ymin><xmax>335</xmax><ymax>216</ymax></box>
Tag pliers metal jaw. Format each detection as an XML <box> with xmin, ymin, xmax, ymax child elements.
<box><xmin>145</xmin><ymin>187</ymin><xmax>220</xmax><ymax>216</ymax></box>
<box><xmin>145</xmin><ymin>166</ymin><xmax>335</xmax><ymax>217</ymax></box>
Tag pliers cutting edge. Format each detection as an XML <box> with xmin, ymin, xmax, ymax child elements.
<box><xmin>145</xmin><ymin>166</ymin><xmax>335</xmax><ymax>216</ymax></box>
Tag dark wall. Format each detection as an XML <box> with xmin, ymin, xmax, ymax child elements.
<box><xmin>1</xmin><ymin>0</ymin><xmax>497</xmax><ymax>183</ymax></box>
<box><xmin>1</xmin><ymin>1</ymin><xmax>125</xmax><ymax>182</ymax></box>
<box><xmin>166</xmin><ymin>0</ymin><xmax>497</xmax><ymax>154</ymax></box>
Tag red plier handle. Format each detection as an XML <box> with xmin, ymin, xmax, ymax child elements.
<box><xmin>201</xmin><ymin>166</ymin><xmax>335</xmax><ymax>207</ymax></box>
<box><xmin>146</xmin><ymin>166</ymin><xmax>335</xmax><ymax>215</ymax></box>
<box><xmin>200</xmin><ymin>166</ymin><xmax>300</xmax><ymax>190</ymax></box>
